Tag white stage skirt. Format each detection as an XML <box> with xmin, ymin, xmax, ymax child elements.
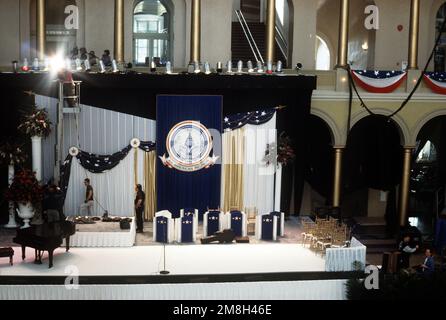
<box><xmin>63</xmin><ymin>219</ymin><xmax>136</xmax><ymax>248</ymax></box>
<box><xmin>0</xmin><ymin>280</ymin><xmax>347</xmax><ymax>300</ymax></box>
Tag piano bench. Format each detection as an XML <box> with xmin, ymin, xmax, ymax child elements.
<box><xmin>0</xmin><ymin>247</ymin><xmax>14</xmax><ymax>266</ymax></box>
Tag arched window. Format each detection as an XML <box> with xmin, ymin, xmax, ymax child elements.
<box><xmin>434</xmin><ymin>3</ymin><xmax>446</xmax><ymax>72</ymax></box>
<box><xmin>133</xmin><ymin>0</ymin><xmax>170</xmax><ymax>65</ymax></box>
<box><xmin>416</xmin><ymin>140</ymin><xmax>437</xmax><ymax>163</ymax></box>
<box><xmin>315</xmin><ymin>36</ymin><xmax>330</xmax><ymax>70</ymax></box>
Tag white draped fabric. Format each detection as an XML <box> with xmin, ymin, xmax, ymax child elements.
<box><xmin>243</xmin><ymin>114</ymin><xmax>277</xmax><ymax>215</ymax></box>
<box><xmin>64</xmin><ymin>149</ymin><xmax>144</xmax><ymax>217</ymax></box>
<box><xmin>0</xmin><ymin>280</ymin><xmax>347</xmax><ymax>300</ymax></box>
<box><xmin>325</xmin><ymin>237</ymin><xmax>367</xmax><ymax>272</ymax></box>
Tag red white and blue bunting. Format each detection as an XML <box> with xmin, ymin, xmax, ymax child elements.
<box><xmin>423</xmin><ymin>72</ymin><xmax>446</xmax><ymax>95</ymax></box>
<box><xmin>351</xmin><ymin>70</ymin><xmax>407</xmax><ymax>93</ymax></box>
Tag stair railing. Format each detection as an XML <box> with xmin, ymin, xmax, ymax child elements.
<box><xmin>235</xmin><ymin>10</ymin><xmax>264</xmax><ymax>64</ymax></box>
<box><xmin>275</xmin><ymin>12</ymin><xmax>289</xmax><ymax>65</ymax></box>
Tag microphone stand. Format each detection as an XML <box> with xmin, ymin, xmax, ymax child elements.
<box><xmin>160</xmin><ymin>220</ymin><xmax>170</xmax><ymax>275</ymax></box>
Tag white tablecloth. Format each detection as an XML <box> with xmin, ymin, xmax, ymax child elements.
<box><xmin>64</xmin><ymin>219</ymin><xmax>136</xmax><ymax>247</ymax></box>
<box><xmin>325</xmin><ymin>237</ymin><xmax>367</xmax><ymax>272</ymax></box>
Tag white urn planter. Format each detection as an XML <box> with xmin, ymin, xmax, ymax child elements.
<box><xmin>31</xmin><ymin>135</ymin><xmax>42</xmax><ymax>182</ymax></box>
<box><xmin>4</xmin><ymin>163</ymin><xmax>18</xmax><ymax>228</ymax></box>
<box><xmin>17</xmin><ymin>202</ymin><xmax>35</xmax><ymax>229</ymax></box>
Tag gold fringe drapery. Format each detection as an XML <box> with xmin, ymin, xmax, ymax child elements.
<box><xmin>222</xmin><ymin>128</ymin><xmax>245</xmax><ymax>212</ymax></box>
<box><xmin>143</xmin><ymin>151</ymin><xmax>157</xmax><ymax>221</ymax></box>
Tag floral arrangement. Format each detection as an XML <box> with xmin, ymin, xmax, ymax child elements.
<box><xmin>277</xmin><ymin>132</ymin><xmax>295</xmax><ymax>166</ymax></box>
<box><xmin>0</xmin><ymin>141</ymin><xmax>27</xmax><ymax>166</ymax></box>
<box><xmin>18</xmin><ymin>106</ymin><xmax>51</xmax><ymax>138</ymax></box>
<box><xmin>5</xmin><ymin>169</ymin><xmax>43</xmax><ymax>205</ymax></box>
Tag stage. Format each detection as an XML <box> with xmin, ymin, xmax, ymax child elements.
<box><xmin>0</xmin><ymin>244</ymin><xmax>324</xmax><ymax>277</ymax></box>
<box><xmin>0</xmin><ymin>243</ymin><xmax>353</xmax><ymax>300</ymax></box>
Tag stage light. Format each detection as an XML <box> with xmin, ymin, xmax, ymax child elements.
<box><xmin>84</xmin><ymin>59</ymin><xmax>91</xmax><ymax>72</ymax></box>
<box><xmin>166</xmin><ymin>61</ymin><xmax>172</xmax><ymax>74</ymax></box>
<box><xmin>12</xmin><ymin>60</ymin><xmax>18</xmax><ymax>73</ymax></box>
<box><xmin>32</xmin><ymin>58</ymin><xmax>40</xmax><ymax>71</ymax></box>
<box><xmin>43</xmin><ymin>58</ymin><xmax>49</xmax><ymax>71</ymax></box>
<box><xmin>21</xmin><ymin>58</ymin><xmax>29</xmax><ymax>72</ymax></box>
<box><xmin>362</xmin><ymin>42</ymin><xmax>369</xmax><ymax>51</ymax></box>
<box><xmin>112</xmin><ymin>59</ymin><xmax>119</xmax><ymax>73</ymax></box>
<box><xmin>266</xmin><ymin>61</ymin><xmax>273</xmax><ymax>74</ymax></box>
<box><xmin>216</xmin><ymin>61</ymin><xmax>223</xmax><ymax>74</ymax></box>
<box><xmin>226</xmin><ymin>60</ymin><xmax>233</xmax><ymax>74</ymax></box>
<box><xmin>48</xmin><ymin>54</ymin><xmax>65</xmax><ymax>74</ymax></box>
<box><xmin>193</xmin><ymin>61</ymin><xmax>201</xmax><ymax>74</ymax></box>
<box><xmin>75</xmin><ymin>58</ymin><xmax>82</xmax><ymax>71</ymax></box>
<box><xmin>204</xmin><ymin>62</ymin><xmax>211</xmax><ymax>75</ymax></box>
<box><xmin>237</xmin><ymin>60</ymin><xmax>243</xmax><ymax>73</ymax></box>
<box><xmin>256</xmin><ymin>61</ymin><xmax>264</xmax><ymax>73</ymax></box>
<box><xmin>150</xmin><ymin>60</ymin><xmax>157</xmax><ymax>73</ymax></box>
<box><xmin>341</xmin><ymin>77</ymin><xmax>347</xmax><ymax>82</ymax></box>
<box><xmin>65</xmin><ymin>58</ymin><xmax>72</xmax><ymax>71</ymax></box>
<box><xmin>99</xmin><ymin>60</ymin><xmax>106</xmax><ymax>73</ymax></box>
<box><xmin>247</xmin><ymin>60</ymin><xmax>254</xmax><ymax>73</ymax></box>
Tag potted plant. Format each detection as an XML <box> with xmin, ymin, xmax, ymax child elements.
<box><xmin>5</xmin><ymin>169</ymin><xmax>43</xmax><ymax>228</ymax></box>
<box><xmin>18</xmin><ymin>105</ymin><xmax>51</xmax><ymax>182</ymax></box>
<box><xmin>0</xmin><ymin>141</ymin><xmax>27</xmax><ymax>228</ymax></box>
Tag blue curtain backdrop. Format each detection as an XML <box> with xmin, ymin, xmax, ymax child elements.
<box><xmin>156</xmin><ymin>95</ymin><xmax>223</xmax><ymax>218</ymax></box>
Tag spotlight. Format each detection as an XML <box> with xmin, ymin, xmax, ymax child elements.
<box><xmin>112</xmin><ymin>59</ymin><xmax>119</xmax><ymax>73</ymax></box>
<box><xmin>237</xmin><ymin>60</ymin><xmax>243</xmax><ymax>74</ymax></box>
<box><xmin>150</xmin><ymin>59</ymin><xmax>157</xmax><ymax>73</ymax></box>
<box><xmin>216</xmin><ymin>61</ymin><xmax>223</xmax><ymax>74</ymax></box>
<box><xmin>226</xmin><ymin>60</ymin><xmax>233</xmax><ymax>74</ymax></box>
<box><xmin>295</xmin><ymin>63</ymin><xmax>303</xmax><ymax>72</ymax></box>
<box><xmin>256</xmin><ymin>61</ymin><xmax>264</xmax><ymax>73</ymax></box>
<box><xmin>32</xmin><ymin>58</ymin><xmax>40</xmax><ymax>71</ymax></box>
<box><xmin>49</xmin><ymin>55</ymin><xmax>65</xmax><ymax>74</ymax></box>
<box><xmin>65</xmin><ymin>58</ymin><xmax>72</xmax><ymax>71</ymax></box>
<box><xmin>276</xmin><ymin>60</ymin><xmax>283</xmax><ymax>73</ymax></box>
<box><xmin>266</xmin><ymin>61</ymin><xmax>273</xmax><ymax>75</ymax></box>
<box><xmin>21</xmin><ymin>58</ymin><xmax>29</xmax><ymax>72</ymax></box>
<box><xmin>204</xmin><ymin>62</ymin><xmax>211</xmax><ymax>75</ymax></box>
<box><xmin>84</xmin><ymin>59</ymin><xmax>91</xmax><ymax>72</ymax></box>
<box><xmin>166</xmin><ymin>61</ymin><xmax>172</xmax><ymax>74</ymax></box>
<box><xmin>12</xmin><ymin>60</ymin><xmax>18</xmax><ymax>73</ymax></box>
<box><xmin>75</xmin><ymin>58</ymin><xmax>82</xmax><ymax>71</ymax></box>
<box><xmin>247</xmin><ymin>60</ymin><xmax>254</xmax><ymax>73</ymax></box>
<box><xmin>193</xmin><ymin>61</ymin><xmax>201</xmax><ymax>74</ymax></box>
<box><xmin>99</xmin><ymin>60</ymin><xmax>106</xmax><ymax>73</ymax></box>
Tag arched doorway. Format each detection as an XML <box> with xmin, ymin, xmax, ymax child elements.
<box><xmin>300</xmin><ymin>115</ymin><xmax>334</xmax><ymax>214</ymax></box>
<box><xmin>315</xmin><ymin>35</ymin><xmax>331</xmax><ymax>70</ymax></box>
<box><xmin>343</xmin><ymin>115</ymin><xmax>403</xmax><ymax>236</ymax></box>
<box><xmin>434</xmin><ymin>2</ymin><xmax>446</xmax><ymax>72</ymax></box>
<box><xmin>133</xmin><ymin>0</ymin><xmax>172</xmax><ymax>66</ymax></box>
<box><xmin>409</xmin><ymin>116</ymin><xmax>446</xmax><ymax>236</ymax></box>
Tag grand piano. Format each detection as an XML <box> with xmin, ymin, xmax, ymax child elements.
<box><xmin>13</xmin><ymin>221</ymin><xmax>76</xmax><ymax>268</ymax></box>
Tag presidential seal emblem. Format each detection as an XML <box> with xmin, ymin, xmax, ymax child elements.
<box><xmin>159</xmin><ymin>120</ymin><xmax>219</xmax><ymax>172</ymax></box>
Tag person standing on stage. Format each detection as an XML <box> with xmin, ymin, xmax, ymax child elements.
<box><xmin>135</xmin><ymin>184</ymin><xmax>145</xmax><ymax>233</ymax></box>
<box><xmin>80</xmin><ymin>178</ymin><xmax>94</xmax><ymax>216</ymax></box>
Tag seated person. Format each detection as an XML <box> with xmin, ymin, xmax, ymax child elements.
<box><xmin>414</xmin><ymin>248</ymin><xmax>435</xmax><ymax>275</ymax></box>
<box><xmin>102</xmin><ymin>49</ymin><xmax>112</xmax><ymax>67</ymax></box>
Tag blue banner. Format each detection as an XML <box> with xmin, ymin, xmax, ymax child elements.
<box><xmin>156</xmin><ymin>95</ymin><xmax>222</xmax><ymax>219</ymax></box>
